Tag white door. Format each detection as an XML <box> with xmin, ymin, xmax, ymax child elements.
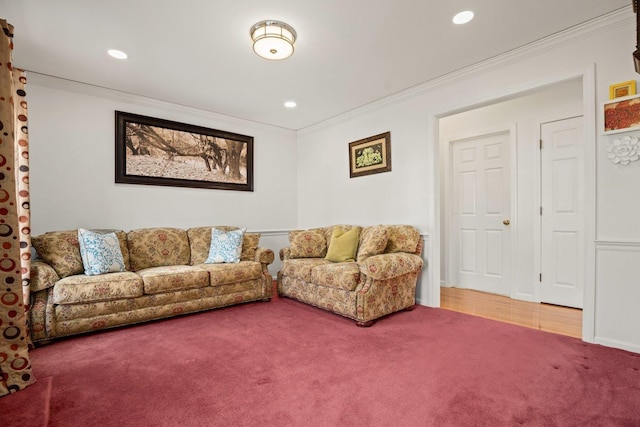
<box><xmin>540</xmin><ymin>117</ymin><xmax>584</xmax><ymax>308</ymax></box>
<box><xmin>450</xmin><ymin>131</ymin><xmax>511</xmax><ymax>296</ymax></box>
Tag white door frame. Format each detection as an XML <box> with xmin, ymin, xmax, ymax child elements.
<box><xmin>444</xmin><ymin>126</ymin><xmax>517</xmax><ymax>298</ymax></box>
<box><xmin>430</xmin><ymin>64</ymin><xmax>596</xmax><ymax>343</ymax></box>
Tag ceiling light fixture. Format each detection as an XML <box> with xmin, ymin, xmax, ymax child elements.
<box><xmin>250</xmin><ymin>20</ymin><xmax>297</xmax><ymax>60</ymax></box>
<box><xmin>452</xmin><ymin>10</ymin><xmax>474</xmax><ymax>25</ymax></box>
<box><xmin>107</xmin><ymin>49</ymin><xmax>128</xmax><ymax>59</ymax></box>
<box><xmin>284</xmin><ymin>101</ymin><xmax>297</xmax><ymax>108</ymax></box>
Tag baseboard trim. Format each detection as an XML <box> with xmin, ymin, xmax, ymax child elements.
<box><xmin>594</xmin><ymin>337</ymin><xmax>640</xmax><ymax>354</ymax></box>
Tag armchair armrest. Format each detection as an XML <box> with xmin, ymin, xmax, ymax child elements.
<box><xmin>255</xmin><ymin>247</ymin><xmax>275</xmax><ymax>265</ymax></box>
<box><xmin>358</xmin><ymin>253</ymin><xmax>423</xmax><ymax>281</ymax></box>
<box><xmin>279</xmin><ymin>247</ymin><xmax>291</xmax><ymax>261</ymax></box>
<box><xmin>31</xmin><ymin>261</ymin><xmax>60</xmax><ymax>292</ymax></box>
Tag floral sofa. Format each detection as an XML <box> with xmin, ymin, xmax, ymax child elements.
<box><xmin>277</xmin><ymin>225</ymin><xmax>423</xmax><ymax>326</ymax></box>
<box><xmin>29</xmin><ymin>226</ymin><xmax>274</xmax><ymax>343</ymax></box>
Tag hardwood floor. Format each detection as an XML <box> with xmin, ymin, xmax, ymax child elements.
<box><xmin>440</xmin><ymin>287</ymin><xmax>582</xmax><ymax>339</ymax></box>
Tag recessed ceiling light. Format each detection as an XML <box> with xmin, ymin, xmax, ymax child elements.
<box><xmin>107</xmin><ymin>49</ymin><xmax>128</xmax><ymax>60</ymax></box>
<box><xmin>452</xmin><ymin>10</ymin><xmax>474</xmax><ymax>25</ymax></box>
<box><xmin>284</xmin><ymin>101</ymin><xmax>297</xmax><ymax>108</ymax></box>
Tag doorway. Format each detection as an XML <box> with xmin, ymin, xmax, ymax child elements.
<box><xmin>439</xmin><ymin>79</ymin><xmax>584</xmax><ymax>332</ymax></box>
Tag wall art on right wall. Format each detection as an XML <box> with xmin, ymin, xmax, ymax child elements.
<box><xmin>348</xmin><ymin>131</ymin><xmax>392</xmax><ymax>178</ymax></box>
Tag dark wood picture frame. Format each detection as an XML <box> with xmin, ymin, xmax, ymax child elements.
<box><xmin>348</xmin><ymin>131</ymin><xmax>392</xmax><ymax>178</ymax></box>
<box><xmin>115</xmin><ymin>111</ymin><xmax>253</xmax><ymax>191</ymax></box>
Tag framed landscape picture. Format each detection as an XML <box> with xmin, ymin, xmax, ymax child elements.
<box><xmin>115</xmin><ymin>111</ymin><xmax>253</xmax><ymax>191</ymax></box>
<box><xmin>348</xmin><ymin>131</ymin><xmax>392</xmax><ymax>178</ymax></box>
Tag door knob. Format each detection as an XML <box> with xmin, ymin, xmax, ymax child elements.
<box><xmin>503</xmin><ymin>219</ymin><xmax>510</xmax><ymax>225</ymax></box>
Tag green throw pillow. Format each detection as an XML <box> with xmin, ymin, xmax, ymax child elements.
<box><xmin>325</xmin><ymin>227</ymin><xmax>361</xmax><ymax>262</ymax></box>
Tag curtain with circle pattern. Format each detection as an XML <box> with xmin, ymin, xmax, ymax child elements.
<box><xmin>0</xmin><ymin>19</ymin><xmax>35</xmax><ymax>396</ymax></box>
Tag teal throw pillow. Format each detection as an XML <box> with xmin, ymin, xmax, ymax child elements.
<box><xmin>78</xmin><ymin>228</ymin><xmax>126</xmax><ymax>276</ymax></box>
<box><xmin>205</xmin><ymin>228</ymin><xmax>245</xmax><ymax>264</ymax></box>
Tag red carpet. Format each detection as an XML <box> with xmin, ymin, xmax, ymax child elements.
<box><xmin>1</xmin><ymin>294</ymin><xmax>639</xmax><ymax>426</ymax></box>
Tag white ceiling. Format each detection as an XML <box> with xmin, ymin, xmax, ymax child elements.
<box><xmin>1</xmin><ymin>0</ymin><xmax>631</xmax><ymax>130</ymax></box>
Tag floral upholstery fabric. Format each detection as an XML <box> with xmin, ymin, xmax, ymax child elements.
<box><xmin>241</xmin><ymin>233</ymin><xmax>261</xmax><ymax>261</ymax></box>
<box><xmin>32</xmin><ymin>230</ymin><xmax>84</xmax><ymax>278</ymax></box>
<box><xmin>289</xmin><ymin>228</ymin><xmax>327</xmax><ymax>258</ymax></box>
<box><xmin>279</xmin><ymin>276</ymin><xmax>358</xmax><ymax>318</ymax></box>
<box><xmin>255</xmin><ymin>247</ymin><xmax>275</xmax><ymax>265</ymax></box>
<box><xmin>127</xmin><ymin>227</ymin><xmax>190</xmax><ymax>270</ymax></box>
<box><xmin>53</xmin><ymin>272</ymin><xmax>144</xmax><ymax>305</ymax></box>
<box><xmin>52</xmin><ymin>281</ymin><xmax>265</xmax><ymax>338</ymax></box>
<box><xmin>30</xmin><ymin>261</ymin><xmax>59</xmax><ymax>292</ymax></box>
<box><xmin>281</xmin><ymin>258</ymin><xmax>332</xmax><ymax>282</ymax></box>
<box><xmin>196</xmin><ymin>261</ymin><xmax>263</xmax><ymax>286</ymax></box>
<box><xmin>188</xmin><ymin>226</ymin><xmax>261</xmax><ymax>264</ymax></box>
<box><xmin>385</xmin><ymin>225</ymin><xmax>421</xmax><ymax>254</ymax></box>
<box><xmin>357</xmin><ymin>225</ymin><xmax>390</xmax><ymax>262</ymax></box>
<box><xmin>28</xmin><ymin>225</ymin><xmax>274</xmax><ymax>343</ymax></box>
<box><xmin>310</xmin><ymin>262</ymin><xmax>361</xmax><ymax>291</ymax></box>
<box><xmin>278</xmin><ymin>224</ymin><xmax>422</xmax><ymax>325</ymax></box>
<box><xmin>355</xmin><ymin>272</ymin><xmax>419</xmax><ymax>322</ymax></box>
<box><xmin>33</xmin><ymin>230</ymin><xmax>131</xmax><ymax>278</ymax></box>
<box><xmin>358</xmin><ymin>253</ymin><xmax>423</xmax><ymax>280</ymax></box>
<box><xmin>137</xmin><ymin>265</ymin><xmax>209</xmax><ymax>295</ymax></box>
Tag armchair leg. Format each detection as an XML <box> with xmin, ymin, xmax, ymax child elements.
<box><xmin>404</xmin><ymin>305</ymin><xmax>416</xmax><ymax>312</ymax></box>
<box><xmin>356</xmin><ymin>320</ymin><xmax>374</xmax><ymax>327</ymax></box>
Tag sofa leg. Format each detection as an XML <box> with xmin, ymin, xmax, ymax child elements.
<box><xmin>261</xmin><ymin>297</ymin><xmax>272</xmax><ymax>302</ymax></box>
<box><xmin>404</xmin><ymin>305</ymin><xmax>416</xmax><ymax>312</ymax></box>
<box><xmin>356</xmin><ymin>320</ymin><xmax>374</xmax><ymax>327</ymax></box>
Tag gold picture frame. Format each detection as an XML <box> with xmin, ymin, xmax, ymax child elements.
<box><xmin>609</xmin><ymin>80</ymin><xmax>636</xmax><ymax>99</ymax></box>
<box><xmin>348</xmin><ymin>132</ymin><xmax>391</xmax><ymax>178</ymax></box>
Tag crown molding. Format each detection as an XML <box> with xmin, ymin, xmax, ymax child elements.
<box><xmin>25</xmin><ymin>72</ymin><xmax>296</xmax><ymax>136</ymax></box>
<box><xmin>299</xmin><ymin>6</ymin><xmax>633</xmax><ymax>135</ymax></box>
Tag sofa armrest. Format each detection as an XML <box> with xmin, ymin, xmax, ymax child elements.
<box><xmin>255</xmin><ymin>247</ymin><xmax>275</xmax><ymax>265</ymax></box>
<box><xmin>358</xmin><ymin>253</ymin><xmax>423</xmax><ymax>280</ymax></box>
<box><xmin>31</xmin><ymin>261</ymin><xmax>60</xmax><ymax>292</ymax></box>
<box><xmin>279</xmin><ymin>247</ymin><xmax>291</xmax><ymax>261</ymax></box>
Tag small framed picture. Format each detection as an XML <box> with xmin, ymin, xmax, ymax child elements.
<box><xmin>348</xmin><ymin>132</ymin><xmax>391</xmax><ymax>178</ymax></box>
<box><xmin>603</xmin><ymin>94</ymin><xmax>640</xmax><ymax>134</ymax></box>
<box><xmin>609</xmin><ymin>80</ymin><xmax>636</xmax><ymax>99</ymax></box>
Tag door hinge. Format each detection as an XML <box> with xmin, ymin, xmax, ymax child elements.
<box><xmin>539</xmin><ymin>273</ymin><xmax>542</xmax><ymax>282</ymax></box>
<box><xmin>540</xmin><ymin>206</ymin><xmax>543</xmax><ymax>215</ymax></box>
<box><xmin>539</xmin><ymin>139</ymin><xmax>543</xmax><ymax>150</ymax></box>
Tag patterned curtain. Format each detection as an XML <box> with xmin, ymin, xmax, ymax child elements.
<box><xmin>0</xmin><ymin>19</ymin><xmax>35</xmax><ymax>396</ymax></box>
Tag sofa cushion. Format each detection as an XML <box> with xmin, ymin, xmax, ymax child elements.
<box><xmin>137</xmin><ymin>265</ymin><xmax>210</xmax><ymax>295</ymax></box>
<box><xmin>53</xmin><ymin>272</ymin><xmax>144</xmax><ymax>305</ymax></box>
<box><xmin>325</xmin><ymin>226</ymin><xmax>361</xmax><ymax>262</ymax></box>
<box><xmin>281</xmin><ymin>258</ymin><xmax>332</xmax><ymax>282</ymax></box>
<box><xmin>127</xmin><ymin>227</ymin><xmax>190</xmax><ymax>270</ymax></box>
<box><xmin>32</xmin><ymin>230</ymin><xmax>84</xmax><ymax>278</ymax></box>
<box><xmin>188</xmin><ymin>226</ymin><xmax>261</xmax><ymax>264</ymax></box>
<box><xmin>289</xmin><ymin>228</ymin><xmax>327</xmax><ymax>258</ymax></box>
<box><xmin>33</xmin><ymin>229</ymin><xmax>131</xmax><ymax>278</ymax></box>
<box><xmin>310</xmin><ymin>262</ymin><xmax>361</xmax><ymax>291</ymax></box>
<box><xmin>205</xmin><ymin>228</ymin><xmax>245</xmax><ymax>264</ymax></box>
<box><xmin>196</xmin><ymin>261</ymin><xmax>263</xmax><ymax>286</ymax></box>
<box><xmin>357</xmin><ymin>225</ymin><xmax>390</xmax><ymax>262</ymax></box>
<box><xmin>385</xmin><ymin>225</ymin><xmax>421</xmax><ymax>254</ymax></box>
<box><xmin>78</xmin><ymin>228</ymin><xmax>126</xmax><ymax>276</ymax></box>
<box><xmin>241</xmin><ymin>233</ymin><xmax>261</xmax><ymax>261</ymax></box>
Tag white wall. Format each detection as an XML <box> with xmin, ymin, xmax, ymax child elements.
<box><xmin>439</xmin><ymin>80</ymin><xmax>583</xmax><ymax>301</ymax></box>
<box><xmin>297</xmin><ymin>9</ymin><xmax>640</xmax><ymax>353</ymax></box>
<box><xmin>27</xmin><ymin>76</ymin><xmax>298</xmax><ymax>276</ymax></box>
